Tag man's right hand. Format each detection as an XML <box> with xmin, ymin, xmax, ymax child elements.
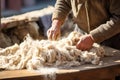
<box><xmin>47</xmin><ymin>20</ymin><xmax>61</xmax><ymax>40</ymax></box>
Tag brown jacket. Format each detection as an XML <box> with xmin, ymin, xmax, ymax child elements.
<box><xmin>52</xmin><ymin>0</ymin><xmax>120</xmax><ymax>43</ymax></box>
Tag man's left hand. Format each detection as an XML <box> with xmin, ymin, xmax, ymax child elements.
<box><xmin>76</xmin><ymin>34</ymin><xmax>95</xmax><ymax>51</ymax></box>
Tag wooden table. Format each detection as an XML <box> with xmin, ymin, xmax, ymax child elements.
<box><xmin>0</xmin><ymin>47</ymin><xmax>120</xmax><ymax>80</ymax></box>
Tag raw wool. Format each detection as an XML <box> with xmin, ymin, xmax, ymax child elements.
<box><xmin>36</xmin><ymin>67</ymin><xmax>58</xmax><ymax>80</ymax></box>
<box><xmin>0</xmin><ymin>22</ymin><xmax>40</xmax><ymax>48</ymax></box>
<box><xmin>1</xmin><ymin>6</ymin><xmax>54</xmax><ymax>48</ymax></box>
<box><xmin>0</xmin><ymin>32</ymin><xmax>13</xmax><ymax>48</ymax></box>
<box><xmin>0</xmin><ymin>31</ymin><xmax>105</xmax><ymax>70</ymax></box>
<box><xmin>26</xmin><ymin>22</ymin><xmax>39</xmax><ymax>39</ymax></box>
<box><xmin>11</xmin><ymin>22</ymin><xmax>39</xmax><ymax>41</ymax></box>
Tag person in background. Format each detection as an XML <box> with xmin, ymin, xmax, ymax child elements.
<box><xmin>47</xmin><ymin>0</ymin><xmax>120</xmax><ymax>50</ymax></box>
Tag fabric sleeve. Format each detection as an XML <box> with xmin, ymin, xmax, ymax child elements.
<box><xmin>90</xmin><ymin>0</ymin><xmax>120</xmax><ymax>43</ymax></box>
<box><xmin>52</xmin><ymin>0</ymin><xmax>71</xmax><ymax>23</ymax></box>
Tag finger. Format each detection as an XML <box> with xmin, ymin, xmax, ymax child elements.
<box><xmin>55</xmin><ymin>33</ymin><xmax>60</xmax><ymax>40</ymax></box>
<box><xmin>47</xmin><ymin>30</ymin><xmax>50</xmax><ymax>39</ymax></box>
<box><xmin>54</xmin><ymin>33</ymin><xmax>58</xmax><ymax>40</ymax></box>
<box><xmin>76</xmin><ymin>39</ymin><xmax>81</xmax><ymax>49</ymax></box>
<box><xmin>50</xmin><ymin>31</ymin><xmax>54</xmax><ymax>40</ymax></box>
<box><xmin>52</xmin><ymin>32</ymin><xmax>57</xmax><ymax>40</ymax></box>
<box><xmin>52</xmin><ymin>30</ymin><xmax>61</xmax><ymax>40</ymax></box>
<box><xmin>47</xmin><ymin>30</ymin><xmax>50</xmax><ymax>37</ymax></box>
<box><xmin>76</xmin><ymin>42</ymin><xmax>82</xmax><ymax>50</ymax></box>
<box><xmin>56</xmin><ymin>33</ymin><xmax>60</xmax><ymax>40</ymax></box>
<box><xmin>48</xmin><ymin>31</ymin><xmax>53</xmax><ymax>40</ymax></box>
<box><xmin>48</xmin><ymin>34</ymin><xmax>51</xmax><ymax>40</ymax></box>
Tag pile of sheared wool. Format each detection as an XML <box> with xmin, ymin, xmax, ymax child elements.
<box><xmin>0</xmin><ymin>31</ymin><xmax>105</xmax><ymax>70</ymax></box>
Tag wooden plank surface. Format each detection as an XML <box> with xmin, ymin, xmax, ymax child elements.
<box><xmin>0</xmin><ymin>46</ymin><xmax>120</xmax><ymax>80</ymax></box>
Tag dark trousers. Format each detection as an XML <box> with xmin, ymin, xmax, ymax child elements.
<box><xmin>101</xmin><ymin>33</ymin><xmax>120</xmax><ymax>50</ymax></box>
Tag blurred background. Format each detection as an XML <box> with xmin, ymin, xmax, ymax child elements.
<box><xmin>0</xmin><ymin>0</ymin><xmax>74</xmax><ymax>48</ymax></box>
<box><xmin>1</xmin><ymin>0</ymin><xmax>56</xmax><ymax>17</ymax></box>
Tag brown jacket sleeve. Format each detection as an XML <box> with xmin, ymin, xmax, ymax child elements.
<box><xmin>52</xmin><ymin>0</ymin><xmax>71</xmax><ymax>23</ymax></box>
<box><xmin>90</xmin><ymin>0</ymin><xmax>120</xmax><ymax>43</ymax></box>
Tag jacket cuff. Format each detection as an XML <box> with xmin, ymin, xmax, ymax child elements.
<box><xmin>52</xmin><ymin>11</ymin><xmax>67</xmax><ymax>23</ymax></box>
<box><xmin>90</xmin><ymin>30</ymin><xmax>104</xmax><ymax>43</ymax></box>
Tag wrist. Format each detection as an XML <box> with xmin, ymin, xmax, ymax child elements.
<box><xmin>52</xmin><ymin>19</ymin><xmax>62</xmax><ymax>28</ymax></box>
<box><xmin>89</xmin><ymin>34</ymin><xmax>95</xmax><ymax>43</ymax></box>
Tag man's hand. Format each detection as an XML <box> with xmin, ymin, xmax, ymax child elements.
<box><xmin>47</xmin><ymin>20</ymin><xmax>61</xmax><ymax>40</ymax></box>
<box><xmin>76</xmin><ymin>34</ymin><xmax>95</xmax><ymax>51</ymax></box>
